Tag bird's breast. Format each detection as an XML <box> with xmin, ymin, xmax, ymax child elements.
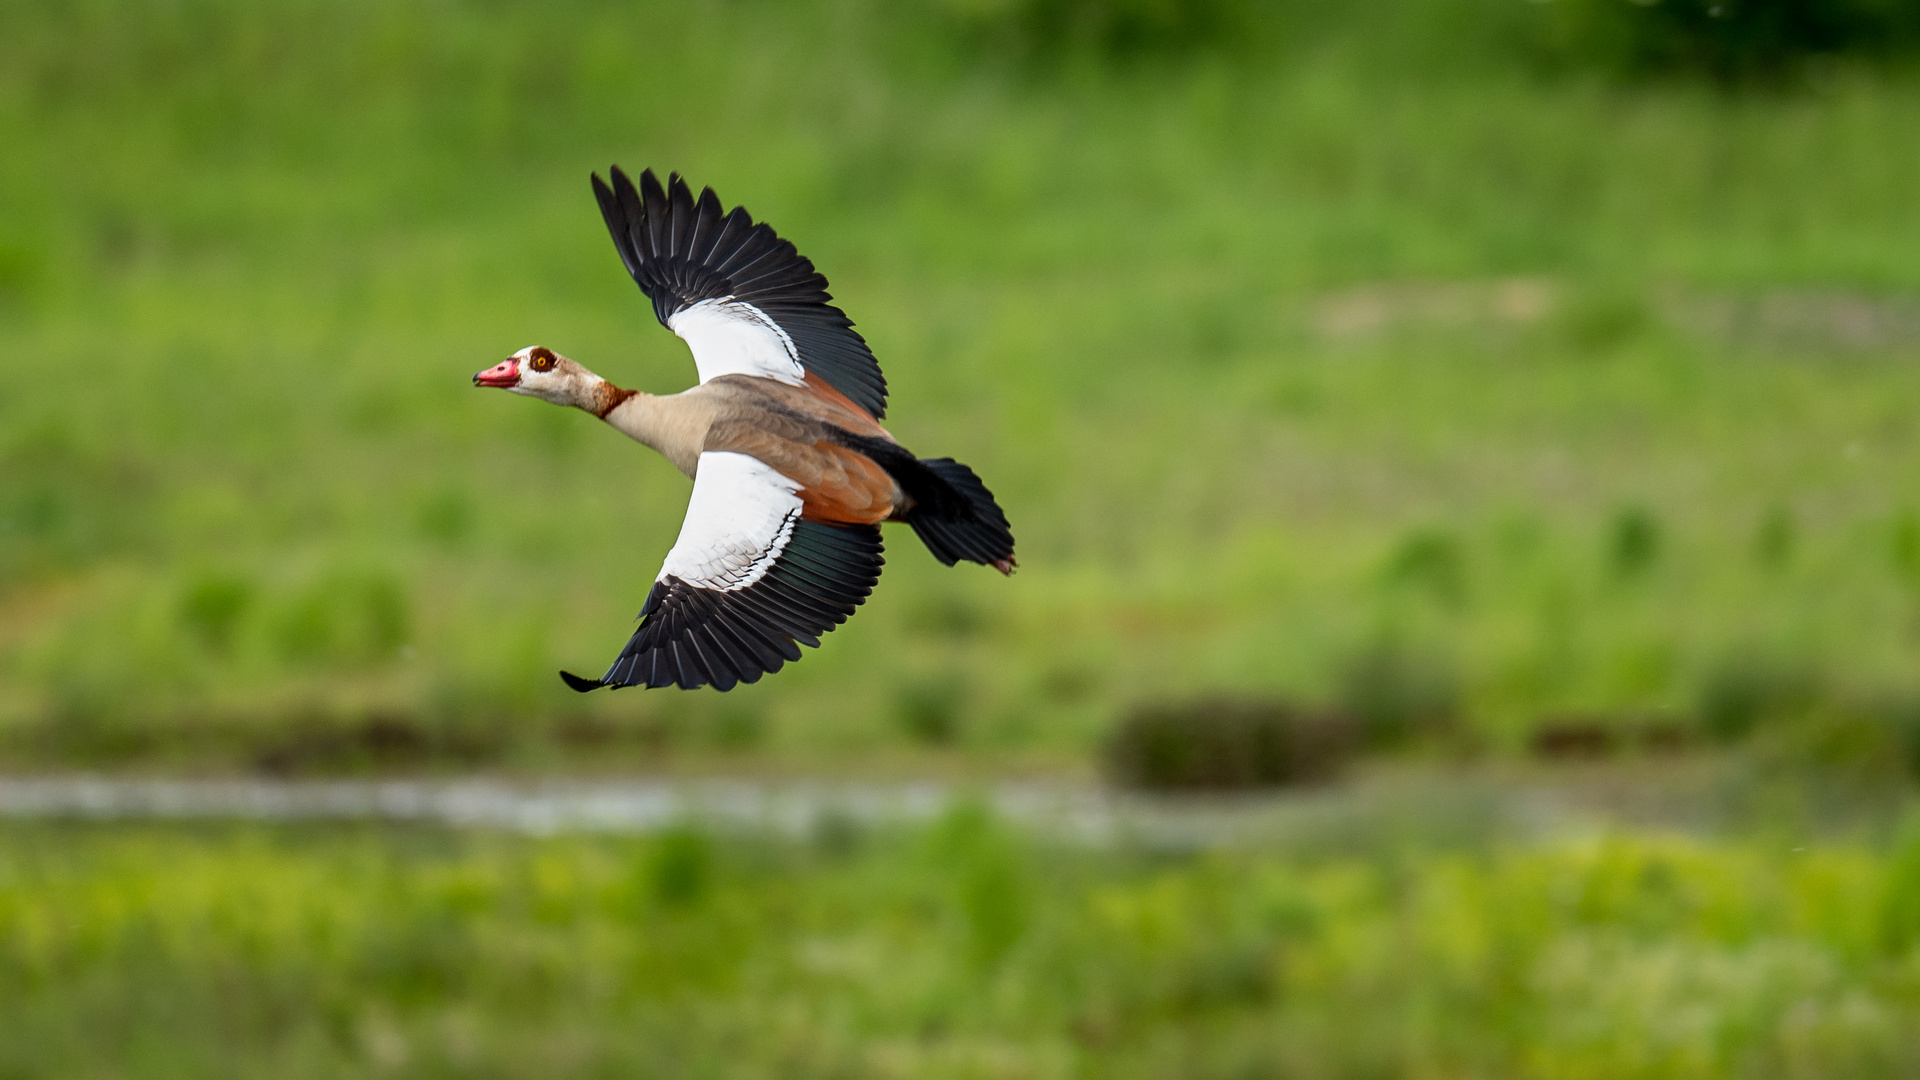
<box><xmin>603</xmin><ymin>391</ymin><xmax>714</xmax><ymax>477</ymax></box>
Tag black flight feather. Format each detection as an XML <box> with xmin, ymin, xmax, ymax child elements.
<box><xmin>590</xmin><ymin>165</ymin><xmax>889</xmax><ymax>418</ymax></box>
<box><xmin>595</xmin><ymin>521</ymin><xmax>883</xmax><ymax>692</ymax></box>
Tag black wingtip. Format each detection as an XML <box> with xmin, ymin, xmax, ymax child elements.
<box><xmin>559</xmin><ymin>670</ymin><xmax>606</xmax><ymax>693</ymax></box>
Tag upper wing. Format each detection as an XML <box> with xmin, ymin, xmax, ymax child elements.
<box><xmin>573</xmin><ymin>451</ymin><xmax>885</xmax><ymax>692</ymax></box>
<box><xmin>591</xmin><ymin>166</ymin><xmax>890</xmax><ymax>419</ymax></box>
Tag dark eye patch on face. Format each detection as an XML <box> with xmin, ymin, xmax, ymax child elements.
<box><xmin>529</xmin><ymin>346</ymin><xmax>556</xmax><ymax>372</ymax></box>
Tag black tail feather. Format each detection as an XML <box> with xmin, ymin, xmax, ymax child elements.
<box><xmin>905</xmin><ymin>458</ymin><xmax>1016</xmax><ymax>571</ymax></box>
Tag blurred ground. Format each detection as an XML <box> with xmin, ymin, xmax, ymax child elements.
<box><xmin>11</xmin><ymin>774</ymin><xmax>1920</xmax><ymax>1078</ymax></box>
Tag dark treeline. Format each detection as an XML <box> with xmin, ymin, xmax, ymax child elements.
<box><xmin>923</xmin><ymin>0</ymin><xmax>1920</xmax><ymax>83</ymax></box>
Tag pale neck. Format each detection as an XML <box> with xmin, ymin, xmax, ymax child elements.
<box><xmin>596</xmin><ymin>387</ymin><xmax>708</xmax><ymax>478</ymax></box>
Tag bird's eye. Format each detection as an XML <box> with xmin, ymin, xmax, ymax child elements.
<box><xmin>529</xmin><ymin>348</ymin><xmax>556</xmax><ymax>372</ymax></box>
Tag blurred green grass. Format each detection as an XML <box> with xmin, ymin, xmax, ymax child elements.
<box><xmin>11</xmin><ymin>811</ymin><xmax>1920</xmax><ymax>1077</ymax></box>
<box><xmin>5</xmin><ymin>0</ymin><xmax>1920</xmax><ymax>768</ymax></box>
<box><xmin>11</xmin><ymin>4</ymin><xmax>1920</xmax><ymax>1072</ymax></box>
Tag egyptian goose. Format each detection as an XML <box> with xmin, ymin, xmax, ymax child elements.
<box><xmin>473</xmin><ymin>167</ymin><xmax>1015</xmax><ymax>692</ymax></box>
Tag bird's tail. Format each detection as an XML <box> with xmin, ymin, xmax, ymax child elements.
<box><xmin>827</xmin><ymin>432</ymin><xmax>1015</xmax><ymax>574</ymax></box>
<box><xmin>904</xmin><ymin>457</ymin><xmax>1016</xmax><ymax>575</ymax></box>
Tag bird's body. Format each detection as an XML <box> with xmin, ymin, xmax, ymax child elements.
<box><xmin>474</xmin><ymin>167</ymin><xmax>1014</xmax><ymax>692</ymax></box>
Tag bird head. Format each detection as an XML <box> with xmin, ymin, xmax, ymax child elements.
<box><xmin>473</xmin><ymin>346</ymin><xmax>600</xmax><ymax>408</ymax></box>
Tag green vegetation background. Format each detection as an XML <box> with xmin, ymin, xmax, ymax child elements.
<box><xmin>13</xmin><ymin>812</ymin><xmax>1920</xmax><ymax>1078</ymax></box>
<box><xmin>6</xmin><ymin>0</ymin><xmax>1920</xmax><ymax>770</ymax></box>
<box><xmin>10</xmin><ymin>1</ymin><xmax>1920</xmax><ymax>1074</ymax></box>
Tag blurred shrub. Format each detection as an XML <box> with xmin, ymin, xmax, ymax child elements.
<box><xmin>1530</xmin><ymin>717</ymin><xmax>1620</xmax><ymax>759</ymax></box>
<box><xmin>1607</xmin><ymin>504</ymin><xmax>1662</xmax><ymax>578</ymax></box>
<box><xmin>1892</xmin><ymin>509</ymin><xmax>1920</xmax><ymax>583</ymax></box>
<box><xmin>1782</xmin><ymin>706</ymin><xmax>1908</xmax><ymax>777</ymax></box>
<box><xmin>1382</xmin><ymin>528</ymin><xmax>1467</xmax><ymax>608</ymax></box>
<box><xmin>1555</xmin><ymin>287</ymin><xmax>1651</xmax><ymax>352</ymax></box>
<box><xmin>39</xmin><ymin>678</ymin><xmax>163</xmax><ymax>763</ymax></box>
<box><xmin>927</xmin><ymin>803</ymin><xmax>1031</xmax><ymax>967</ymax></box>
<box><xmin>1104</xmin><ymin>697</ymin><xmax>1354</xmax><ymax>790</ymax></box>
<box><xmin>551</xmin><ymin>712</ymin><xmax>679</xmax><ymax>756</ymax></box>
<box><xmin>923</xmin><ymin>0</ymin><xmax>1920</xmax><ymax>80</ymax></box>
<box><xmin>1520</xmin><ymin>714</ymin><xmax>1689</xmax><ymax>757</ymax></box>
<box><xmin>933</xmin><ymin>0</ymin><xmax>1251</xmax><ymax>63</ymax></box>
<box><xmin>253</xmin><ymin>709</ymin><xmax>508</xmax><ymax>775</ymax></box>
<box><xmin>1336</xmin><ymin>643</ymin><xmax>1461</xmax><ymax>749</ymax></box>
<box><xmin>710</xmin><ymin>701</ymin><xmax>769</xmax><ymax>749</ymax></box>
<box><xmin>897</xmin><ymin>675</ymin><xmax>967</xmax><ymax>745</ymax></box>
<box><xmin>1041</xmin><ymin>663</ymin><xmax>1096</xmax><ymax>704</ymax></box>
<box><xmin>176</xmin><ymin>573</ymin><xmax>253</xmax><ymax>654</ymax></box>
<box><xmin>0</xmin><ymin>420</ymin><xmax>148</xmax><ymax>584</ymax></box>
<box><xmin>413</xmin><ymin>488</ymin><xmax>474</xmax><ymax>549</ymax></box>
<box><xmin>1695</xmin><ymin>654</ymin><xmax>1820</xmax><ymax>743</ymax></box>
<box><xmin>645</xmin><ymin>827</ymin><xmax>714</xmax><ymax>909</ymax></box>
<box><xmin>1881</xmin><ymin>813</ymin><xmax>1920</xmax><ymax>953</ymax></box>
<box><xmin>1868</xmin><ymin>695</ymin><xmax>1920</xmax><ymax>780</ymax></box>
<box><xmin>1528</xmin><ymin>712</ymin><xmax>1689</xmax><ymax>758</ymax></box>
<box><xmin>812</xmin><ymin>807</ymin><xmax>868</xmax><ymax>858</ymax></box>
<box><xmin>0</xmin><ymin>241</ymin><xmax>43</xmax><ymax>310</ymax></box>
<box><xmin>269</xmin><ymin>569</ymin><xmax>410</xmax><ymax>668</ymax></box>
<box><xmin>905</xmin><ymin>592</ymin><xmax>984</xmax><ymax>639</ymax></box>
<box><xmin>1754</xmin><ymin>504</ymin><xmax>1795</xmax><ymax>568</ymax></box>
<box><xmin>1526</xmin><ymin>0</ymin><xmax>1920</xmax><ymax>83</ymax></box>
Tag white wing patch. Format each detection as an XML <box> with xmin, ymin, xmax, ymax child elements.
<box><xmin>667</xmin><ymin>297</ymin><xmax>808</xmax><ymax>387</ymax></box>
<box><xmin>658</xmin><ymin>451</ymin><xmax>803</xmax><ymax>591</ymax></box>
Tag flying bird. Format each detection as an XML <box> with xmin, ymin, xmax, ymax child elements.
<box><xmin>473</xmin><ymin>167</ymin><xmax>1015</xmax><ymax>692</ymax></box>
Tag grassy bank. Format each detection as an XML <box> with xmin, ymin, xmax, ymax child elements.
<box><xmin>6</xmin><ymin>812</ymin><xmax>1920</xmax><ymax>1077</ymax></box>
<box><xmin>4</xmin><ymin>0</ymin><xmax>1920</xmax><ymax>768</ymax></box>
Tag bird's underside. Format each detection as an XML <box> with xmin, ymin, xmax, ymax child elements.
<box><xmin>475</xmin><ymin>166</ymin><xmax>1015</xmax><ymax>692</ymax></box>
